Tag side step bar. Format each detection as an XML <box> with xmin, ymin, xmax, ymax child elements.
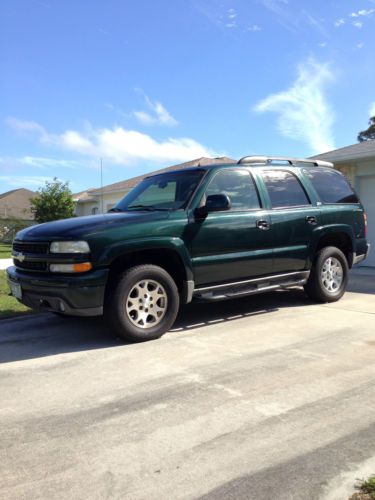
<box><xmin>193</xmin><ymin>271</ymin><xmax>310</xmax><ymax>301</ymax></box>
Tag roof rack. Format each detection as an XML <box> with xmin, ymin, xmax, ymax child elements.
<box><xmin>237</xmin><ymin>155</ymin><xmax>333</xmax><ymax>168</ymax></box>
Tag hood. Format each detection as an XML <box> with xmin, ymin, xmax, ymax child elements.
<box><xmin>16</xmin><ymin>212</ymin><xmax>171</xmax><ymax>241</ymax></box>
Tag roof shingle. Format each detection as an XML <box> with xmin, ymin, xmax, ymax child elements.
<box><xmin>311</xmin><ymin>140</ymin><xmax>375</xmax><ymax>163</ymax></box>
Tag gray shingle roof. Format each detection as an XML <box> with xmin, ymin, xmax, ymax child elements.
<box><xmin>311</xmin><ymin>140</ymin><xmax>375</xmax><ymax>163</ymax></box>
<box><xmin>89</xmin><ymin>156</ymin><xmax>236</xmax><ymax>195</ymax></box>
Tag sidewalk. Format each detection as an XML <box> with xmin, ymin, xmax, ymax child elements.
<box><xmin>0</xmin><ymin>259</ymin><xmax>13</xmax><ymax>271</ymax></box>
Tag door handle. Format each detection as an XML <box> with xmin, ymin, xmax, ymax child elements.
<box><xmin>306</xmin><ymin>216</ymin><xmax>317</xmax><ymax>225</ymax></box>
<box><xmin>256</xmin><ymin>219</ymin><xmax>269</xmax><ymax>230</ymax></box>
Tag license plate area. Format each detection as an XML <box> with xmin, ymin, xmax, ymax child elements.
<box><xmin>9</xmin><ymin>281</ymin><xmax>22</xmax><ymax>300</ymax></box>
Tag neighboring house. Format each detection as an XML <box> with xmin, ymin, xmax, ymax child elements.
<box><xmin>312</xmin><ymin>140</ymin><xmax>375</xmax><ymax>267</ymax></box>
<box><xmin>0</xmin><ymin>188</ymin><xmax>35</xmax><ymax>221</ymax></box>
<box><xmin>74</xmin><ymin>156</ymin><xmax>235</xmax><ymax>216</ymax></box>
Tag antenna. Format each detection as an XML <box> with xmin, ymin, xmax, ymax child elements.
<box><xmin>100</xmin><ymin>158</ymin><xmax>104</xmax><ymax>214</ymax></box>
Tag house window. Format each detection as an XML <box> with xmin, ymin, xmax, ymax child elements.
<box><xmin>91</xmin><ymin>207</ymin><xmax>99</xmax><ymax>215</ymax></box>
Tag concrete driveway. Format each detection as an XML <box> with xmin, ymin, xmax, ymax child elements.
<box><xmin>1</xmin><ymin>269</ymin><xmax>375</xmax><ymax>499</ymax></box>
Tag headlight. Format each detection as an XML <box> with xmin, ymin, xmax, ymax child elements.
<box><xmin>50</xmin><ymin>241</ymin><xmax>90</xmax><ymax>254</ymax></box>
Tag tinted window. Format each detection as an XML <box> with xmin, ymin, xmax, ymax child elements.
<box><xmin>205</xmin><ymin>170</ymin><xmax>260</xmax><ymax>210</ymax></box>
<box><xmin>303</xmin><ymin>168</ymin><xmax>359</xmax><ymax>204</ymax></box>
<box><xmin>114</xmin><ymin>170</ymin><xmax>204</xmax><ymax>211</ymax></box>
<box><xmin>261</xmin><ymin>170</ymin><xmax>310</xmax><ymax>208</ymax></box>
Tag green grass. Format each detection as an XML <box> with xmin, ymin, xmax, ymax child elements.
<box><xmin>0</xmin><ymin>243</ymin><xmax>12</xmax><ymax>259</ymax></box>
<box><xmin>0</xmin><ymin>270</ymin><xmax>33</xmax><ymax>319</ymax></box>
<box><xmin>355</xmin><ymin>476</ymin><xmax>375</xmax><ymax>499</ymax></box>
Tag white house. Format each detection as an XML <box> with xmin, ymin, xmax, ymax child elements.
<box><xmin>313</xmin><ymin>140</ymin><xmax>375</xmax><ymax>267</ymax></box>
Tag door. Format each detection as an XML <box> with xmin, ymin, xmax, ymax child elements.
<box><xmin>359</xmin><ymin>175</ymin><xmax>375</xmax><ymax>267</ymax></box>
<box><xmin>187</xmin><ymin>169</ymin><xmax>273</xmax><ymax>286</ymax></box>
<box><xmin>260</xmin><ymin>169</ymin><xmax>320</xmax><ymax>273</ymax></box>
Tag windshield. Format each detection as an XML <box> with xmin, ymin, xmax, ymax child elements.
<box><xmin>112</xmin><ymin>170</ymin><xmax>205</xmax><ymax>212</ymax></box>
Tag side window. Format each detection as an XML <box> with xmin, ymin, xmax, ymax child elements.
<box><xmin>205</xmin><ymin>170</ymin><xmax>261</xmax><ymax>210</ymax></box>
<box><xmin>261</xmin><ymin>170</ymin><xmax>310</xmax><ymax>208</ymax></box>
<box><xmin>303</xmin><ymin>168</ymin><xmax>359</xmax><ymax>204</ymax></box>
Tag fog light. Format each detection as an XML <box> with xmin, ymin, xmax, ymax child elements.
<box><xmin>50</xmin><ymin>262</ymin><xmax>92</xmax><ymax>273</ymax></box>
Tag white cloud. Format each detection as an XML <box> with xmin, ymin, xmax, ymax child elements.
<box><xmin>0</xmin><ymin>175</ymin><xmax>57</xmax><ymax>188</ymax></box>
<box><xmin>353</xmin><ymin>20</ymin><xmax>363</xmax><ymax>28</ymax></box>
<box><xmin>133</xmin><ymin>94</ymin><xmax>178</xmax><ymax>127</ymax></box>
<box><xmin>247</xmin><ymin>24</ymin><xmax>262</xmax><ymax>31</ymax></box>
<box><xmin>334</xmin><ymin>18</ymin><xmax>345</xmax><ymax>27</ymax></box>
<box><xmin>17</xmin><ymin>156</ymin><xmax>80</xmax><ymax>169</ymax></box>
<box><xmin>6</xmin><ymin>119</ymin><xmax>217</xmax><ymax>166</ymax></box>
<box><xmin>5</xmin><ymin>117</ymin><xmax>51</xmax><ymax>143</ymax></box>
<box><xmin>370</xmin><ymin>102</ymin><xmax>375</xmax><ymax>117</ymax></box>
<box><xmin>225</xmin><ymin>8</ymin><xmax>238</xmax><ymax>27</ymax></box>
<box><xmin>350</xmin><ymin>9</ymin><xmax>375</xmax><ymax>17</ymax></box>
<box><xmin>254</xmin><ymin>58</ymin><xmax>335</xmax><ymax>154</ymax></box>
<box><xmin>357</xmin><ymin>42</ymin><xmax>365</xmax><ymax>49</ymax></box>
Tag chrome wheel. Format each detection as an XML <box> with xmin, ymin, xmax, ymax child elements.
<box><xmin>125</xmin><ymin>280</ymin><xmax>168</xmax><ymax>329</ymax></box>
<box><xmin>321</xmin><ymin>257</ymin><xmax>343</xmax><ymax>293</ymax></box>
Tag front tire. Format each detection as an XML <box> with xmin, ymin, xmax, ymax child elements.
<box><xmin>304</xmin><ymin>246</ymin><xmax>348</xmax><ymax>303</ymax></box>
<box><xmin>105</xmin><ymin>264</ymin><xmax>180</xmax><ymax>342</ymax></box>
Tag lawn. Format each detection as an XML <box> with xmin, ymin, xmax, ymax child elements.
<box><xmin>0</xmin><ymin>243</ymin><xmax>12</xmax><ymax>259</ymax></box>
<box><xmin>0</xmin><ymin>270</ymin><xmax>33</xmax><ymax>319</ymax></box>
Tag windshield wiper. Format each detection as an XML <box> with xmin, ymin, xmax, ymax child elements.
<box><xmin>126</xmin><ymin>205</ymin><xmax>170</xmax><ymax>211</ymax></box>
<box><xmin>108</xmin><ymin>207</ymin><xmax>123</xmax><ymax>212</ymax></box>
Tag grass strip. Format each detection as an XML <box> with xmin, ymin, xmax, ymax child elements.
<box><xmin>0</xmin><ymin>269</ymin><xmax>33</xmax><ymax>319</ymax></box>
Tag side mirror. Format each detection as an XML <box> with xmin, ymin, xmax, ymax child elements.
<box><xmin>206</xmin><ymin>194</ymin><xmax>231</xmax><ymax>212</ymax></box>
<box><xmin>195</xmin><ymin>194</ymin><xmax>231</xmax><ymax>218</ymax></box>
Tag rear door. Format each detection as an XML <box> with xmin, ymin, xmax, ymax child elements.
<box><xmin>259</xmin><ymin>169</ymin><xmax>321</xmax><ymax>273</ymax></box>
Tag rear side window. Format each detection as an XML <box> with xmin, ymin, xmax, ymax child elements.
<box><xmin>261</xmin><ymin>170</ymin><xmax>310</xmax><ymax>208</ymax></box>
<box><xmin>303</xmin><ymin>168</ymin><xmax>359</xmax><ymax>204</ymax></box>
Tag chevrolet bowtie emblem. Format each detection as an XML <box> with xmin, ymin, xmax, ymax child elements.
<box><xmin>14</xmin><ymin>252</ymin><xmax>26</xmax><ymax>262</ymax></box>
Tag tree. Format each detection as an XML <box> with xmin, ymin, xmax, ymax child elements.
<box><xmin>31</xmin><ymin>178</ymin><xmax>75</xmax><ymax>223</ymax></box>
<box><xmin>358</xmin><ymin>116</ymin><xmax>375</xmax><ymax>142</ymax></box>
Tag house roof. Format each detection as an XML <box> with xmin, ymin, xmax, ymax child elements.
<box><xmin>311</xmin><ymin>140</ymin><xmax>375</xmax><ymax>163</ymax></box>
<box><xmin>89</xmin><ymin>156</ymin><xmax>236</xmax><ymax>196</ymax></box>
<box><xmin>72</xmin><ymin>188</ymin><xmax>97</xmax><ymax>203</ymax></box>
<box><xmin>0</xmin><ymin>188</ymin><xmax>35</xmax><ymax>220</ymax></box>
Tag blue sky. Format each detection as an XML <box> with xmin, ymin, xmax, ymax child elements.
<box><xmin>1</xmin><ymin>0</ymin><xmax>375</xmax><ymax>194</ymax></box>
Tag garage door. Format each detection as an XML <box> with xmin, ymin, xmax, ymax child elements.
<box><xmin>359</xmin><ymin>176</ymin><xmax>375</xmax><ymax>267</ymax></box>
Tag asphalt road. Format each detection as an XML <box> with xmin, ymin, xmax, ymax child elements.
<box><xmin>1</xmin><ymin>269</ymin><xmax>375</xmax><ymax>500</ymax></box>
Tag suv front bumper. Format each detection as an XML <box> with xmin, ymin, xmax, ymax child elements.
<box><xmin>6</xmin><ymin>266</ymin><xmax>109</xmax><ymax>317</ymax></box>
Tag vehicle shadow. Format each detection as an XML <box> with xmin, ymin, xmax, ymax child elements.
<box><xmin>0</xmin><ymin>288</ymin><xmax>313</xmax><ymax>364</ymax></box>
<box><xmin>172</xmin><ymin>288</ymin><xmax>311</xmax><ymax>332</ymax></box>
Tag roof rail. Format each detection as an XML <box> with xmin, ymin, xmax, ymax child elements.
<box><xmin>237</xmin><ymin>155</ymin><xmax>334</xmax><ymax>168</ymax></box>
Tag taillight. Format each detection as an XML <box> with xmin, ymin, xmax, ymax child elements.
<box><xmin>364</xmin><ymin>212</ymin><xmax>367</xmax><ymax>238</ymax></box>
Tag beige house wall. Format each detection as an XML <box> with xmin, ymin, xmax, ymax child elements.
<box><xmin>75</xmin><ymin>189</ymin><xmax>130</xmax><ymax>216</ymax></box>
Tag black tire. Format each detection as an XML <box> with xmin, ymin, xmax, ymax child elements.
<box><xmin>105</xmin><ymin>264</ymin><xmax>179</xmax><ymax>342</ymax></box>
<box><xmin>304</xmin><ymin>246</ymin><xmax>348</xmax><ymax>303</ymax></box>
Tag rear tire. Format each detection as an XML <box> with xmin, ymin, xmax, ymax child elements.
<box><xmin>105</xmin><ymin>264</ymin><xmax>179</xmax><ymax>342</ymax></box>
<box><xmin>304</xmin><ymin>246</ymin><xmax>348</xmax><ymax>303</ymax></box>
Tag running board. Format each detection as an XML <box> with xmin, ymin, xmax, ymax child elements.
<box><xmin>193</xmin><ymin>271</ymin><xmax>310</xmax><ymax>301</ymax></box>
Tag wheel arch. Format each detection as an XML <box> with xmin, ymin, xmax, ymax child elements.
<box><xmin>314</xmin><ymin>230</ymin><xmax>354</xmax><ymax>267</ymax></box>
<box><xmin>104</xmin><ymin>243</ymin><xmax>193</xmax><ymax>303</ymax></box>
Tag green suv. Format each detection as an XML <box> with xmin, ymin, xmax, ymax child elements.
<box><xmin>7</xmin><ymin>156</ymin><xmax>370</xmax><ymax>342</ymax></box>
